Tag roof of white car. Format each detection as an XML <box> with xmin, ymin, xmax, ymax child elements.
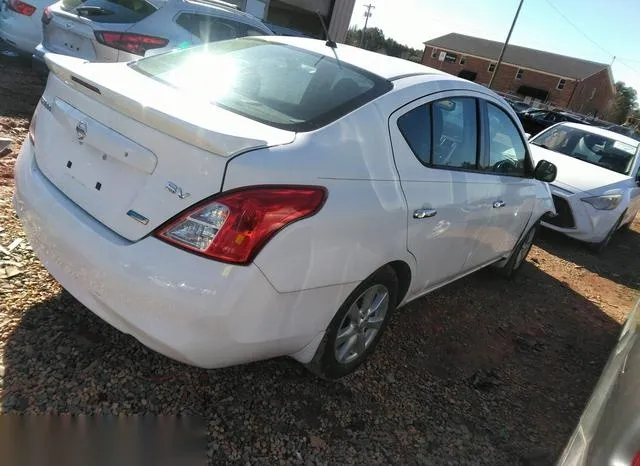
<box><xmin>261</xmin><ymin>36</ymin><xmax>446</xmax><ymax>81</ymax></box>
<box><xmin>560</xmin><ymin>122</ymin><xmax>640</xmax><ymax>147</ymax></box>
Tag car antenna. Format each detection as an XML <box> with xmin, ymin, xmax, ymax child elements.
<box><xmin>315</xmin><ymin>11</ymin><xmax>337</xmax><ymax>49</ymax></box>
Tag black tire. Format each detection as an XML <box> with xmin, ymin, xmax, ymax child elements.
<box><xmin>305</xmin><ymin>266</ymin><xmax>399</xmax><ymax>380</ymax></box>
<box><xmin>497</xmin><ymin>221</ymin><xmax>538</xmax><ymax>279</ymax></box>
<box><xmin>589</xmin><ymin>212</ymin><xmax>624</xmax><ymax>254</ymax></box>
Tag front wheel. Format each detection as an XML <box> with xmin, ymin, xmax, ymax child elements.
<box><xmin>589</xmin><ymin>212</ymin><xmax>625</xmax><ymax>254</ymax></box>
<box><xmin>305</xmin><ymin>266</ymin><xmax>398</xmax><ymax>379</ymax></box>
<box><xmin>497</xmin><ymin>222</ymin><xmax>538</xmax><ymax>279</ymax></box>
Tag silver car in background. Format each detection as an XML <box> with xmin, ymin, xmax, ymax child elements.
<box><xmin>33</xmin><ymin>0</ymin><xmax>272</xmax><ymax>71</ymax></box>
<box><xmin>558</xmin><ymin>296</ymin><xmax>640</xmax><ymax>465</ymax></box>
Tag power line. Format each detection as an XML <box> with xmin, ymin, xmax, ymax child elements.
<box><xmin>543</xmin><ymin>0</ymin><xmax>614</xmax><ymax>58</ymax></box>
<box><xmin>544</xmin><ymin>0</ymin><xmax>640</xmax><ymax>80</ymax></box>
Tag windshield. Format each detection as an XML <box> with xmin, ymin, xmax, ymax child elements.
<box><xmin>530</xmin><ymin>124</ymin><xmax>639</xmax><ymax>175</ymax></box>
<box><xmin>130</xmin><ymin>38</ymin><xmax>392</xmax><ymax>132</ymax></box>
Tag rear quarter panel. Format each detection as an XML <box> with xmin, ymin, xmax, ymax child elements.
<box><xmin>222</xmin><ymin>101</ymin><xmax>414</xmax><ymax>294</ymax></box>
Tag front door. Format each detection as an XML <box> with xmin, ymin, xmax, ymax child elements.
<box><xmin>389</xmin><ymin>93</ymin><xmax>495</xmax><ymax>294</ymax></box>
<box><xmin>477</xmin><ymin>101</ymin><xmax>537</xmax><ymax>258</ymax></box>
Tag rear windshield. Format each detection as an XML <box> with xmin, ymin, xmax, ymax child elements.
<box><xmin>130</xmin><ymin>38</ymin><xmax>392</xmax><ymax>132</ymax></box>
<box><xmin>61</xmin><ymin>0</ymin><xmax>157</xmax><ymax>23</ymax></box>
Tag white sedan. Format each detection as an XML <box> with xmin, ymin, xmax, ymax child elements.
<box><xmin>529</xmin><ymin>123</ymin><xmax>640</xmax><ymax>252</ymax></box>
<box><xmin>13</xmin><ymin>37</ymin><xmax>557</xmax><ymax>378</ymax></box>
<box><xmin>0</xmin><ymin>0</ymin><xmax>49</xmax><ymax>54</ymax></box>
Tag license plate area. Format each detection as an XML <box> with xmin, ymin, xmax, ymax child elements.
<box><xmin>48</xmin><ymin>26</ymin><xmax>96</xmax><ymax>59</ymax></box>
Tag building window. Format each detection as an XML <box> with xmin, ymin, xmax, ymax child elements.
<box><xmin>557</xmin><ymin>79</ymin><xmax>566</xmax><ymax>90</ymax></box>
<box><xmin>431</xmin><ymin>49</ymin><xmax>438</xmax><ymax>58</ymax></box>
<box><xmin>460</xmin><ymin>56</ymin><xmax>466</xmax><ymax>65</ymax></box>
<box><xmin>516</xmin><ymin>68</ymin><xmax>524</xmax><ymax>79</ymax></box>
<box><xmin>488</xmin><ymin>63</ymin><xmax>496</xmax><ymax>72</ymax></box>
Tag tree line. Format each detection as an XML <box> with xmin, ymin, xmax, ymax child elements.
<box><xmin>345</xmin><ymin>26</ymin><xmax>423</xmax><ymax>63</ymax></box>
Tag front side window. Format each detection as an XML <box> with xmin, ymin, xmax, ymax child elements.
<box><xmin>485</xmin><ymin>103</ymin><xmax>527</xmax><ymax>176</ymax></box>
<box><xmin>131</xmin><ymin>38</ymin><xmax>391</xmax><ymax>131</ymax></box>
<box><xmin>397</xmin><ymin>98</ymin><xmax>478</xmax><ymax>170</ymax></box>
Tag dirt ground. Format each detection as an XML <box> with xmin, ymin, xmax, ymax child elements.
<box><xmin>0</xmin><ymin>53</ymin><xmax>639</xmax><ymax>465</ymax></box>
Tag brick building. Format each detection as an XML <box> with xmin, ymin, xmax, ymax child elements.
<box><xmin>422</xmin><ymin>33</ymin><xmax>616</xmax><ymax>117</ymax></box>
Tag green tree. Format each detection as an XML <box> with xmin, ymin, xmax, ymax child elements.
<box><xmin>345</xmin><ymin>26</ymin><xmax>422</xmax><ymax>63</ymax></box>
<box><xmin>608</xmin><ymin>81</ymin><xmax>639</xmax><ymax>124</ymax></box>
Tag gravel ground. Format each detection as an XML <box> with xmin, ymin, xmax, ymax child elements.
<box><xmin>1</xmin><ymin>54</ymin><xmax>639</xmax><ymax>465</ymax></box>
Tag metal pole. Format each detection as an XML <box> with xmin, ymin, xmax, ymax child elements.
<box><xmin>359</xmin><ymin>3</ymin><xmax>375</xmax><ymax>48</ymax></box>
<box><xmin>488</xmin><ymin>0</ymin><xmax>524</xmax><ymax>89</ymax></box>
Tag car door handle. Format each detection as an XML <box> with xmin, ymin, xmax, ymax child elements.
<box><xmin>413</xmin><ymin>208</ymin><xmax>437</xmax><ymax>219</ymax></box>
<box><xmin>493</xmin><ymin>200</ymin><xmax>506</xmax><ymax>209</ymax></box>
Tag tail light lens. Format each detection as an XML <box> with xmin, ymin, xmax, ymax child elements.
<box><xmin>94</xmin><ymin>31</ymin><xmax>168</xmax><ymax>56</ymax></box>
<box><xmin>7</xmin><ymin>0</ymin><xmax>36</xmax><ymax>16</ymax></box>
<box><xmin>41</xmin><ymin>6</ymin><xmax>52</xmax><ymax>24</ymax></box>
<box><xmin>155</xmin><ymin>186</ymin><xmax>327</xmax><ymax>264</ymax></box>
<box><xmin>633</xmin><ymin>452</ymin><xmax>640</xmax><ymax>466</ymax></box>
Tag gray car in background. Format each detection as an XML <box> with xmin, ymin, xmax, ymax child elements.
<box><xmin>558</xmin><ymin>296</ymin><xmax>640</xmax><ymax>465</ymax></box>
<box><xmin>33</xmin><ymin>0</ymin><xmax>272</xmax><ymax>71</ymax></box>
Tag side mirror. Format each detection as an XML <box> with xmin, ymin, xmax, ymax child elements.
<box><xmin>534</xmin><ymin>160</ymin><xmax>557</xmax><ymax>183</ymax></box>
<box><xmin>525</xmin><ymin>132</ymin><xmax>532</xmax><ymax>140</ymax></box>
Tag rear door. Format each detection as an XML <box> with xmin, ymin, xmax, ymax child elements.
<box><xmin>389</xmin><ymin>92</ymin><xmax>496</xmax><ymax>294</ymax></box>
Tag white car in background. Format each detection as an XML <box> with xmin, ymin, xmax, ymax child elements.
<box><xmin>32</xmin><ymin>0</ymin><xmax>273</xmax><ymax>73</ymax></box>
<box><xmin>529</xmin><ymin>123</ymin><xmax>640</xmax><ymax>252</ymax></box>
<box><xmin>0</xmin><ymin>0</ymin><xmax>50</xmax><ymax>54</ymax></box>
<box><xmin>14</xmin><ymin>37</ymin><xmax>557</xmax><ymax>378</ymax></box>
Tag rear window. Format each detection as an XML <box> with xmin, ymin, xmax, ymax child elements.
<box><xmin>129</xmin><ymin>38</ymin><xmax>392</xmax><ymax>131</ymax></box>
<box><xmin>61</xmin><ymin>0</ymin><xmax>157</xmax><ymax>23</ymax></box>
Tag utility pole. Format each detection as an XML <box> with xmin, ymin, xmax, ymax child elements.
<box><xmin>488</xmin><ymin>0</ymin><xmax>524</xmax><ymax>90</ymax></box>
<box><xmin>359</xmin><ymin>3</ymin><xmax>375</xmax><ymax>48</ymax></box>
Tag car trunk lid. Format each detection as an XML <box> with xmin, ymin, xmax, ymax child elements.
<box><xmin>33</xmin><ymin>54</ymin><xmax>295</xmax><ymax>241</ymax></box>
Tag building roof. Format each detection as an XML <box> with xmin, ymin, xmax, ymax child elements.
<box><xmin>424</xmin><ymin>33</ymin><xmax>610</xmax><ymax>80</ymax></box>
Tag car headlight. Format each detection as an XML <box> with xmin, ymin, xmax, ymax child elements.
<box><xmin>581</xmin><ymin>194</ymin><xmax>623</xmax><ymax>210</ymax></box>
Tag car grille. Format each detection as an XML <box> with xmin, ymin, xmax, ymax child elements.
<box><xmin>544</xmin><ymin>195</ymin><xmax>575</xmax><ymax>228</ymax></box>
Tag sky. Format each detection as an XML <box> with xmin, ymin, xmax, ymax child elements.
<box><xmin>348</xmin><ymin>0</ymin><xmax>640</xmax><ymax>94</ymax></box>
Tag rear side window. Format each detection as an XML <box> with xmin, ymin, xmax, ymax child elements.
<box><xmin>61</xmin><ymin>0</ymin><xmax>157</xmax><ymax>23</ymax></box>
<box><xmin>130</xmin><ymin>38</ymin><xmax>392</xmax><ymax>131</ymax></box>
<box><xmin>176</xmin><ymin>13</ymin><xmax>269</xmax><ymax>42</ymax></box>
<box><xmin>397</xmin><ymin>98</ymin><xmax>478</xmax><ymax>170</ymax></box>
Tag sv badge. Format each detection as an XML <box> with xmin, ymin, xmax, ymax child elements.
<box><xmin>166</xmin><ymin>182</ymin><xmax>191</xmax><ymax>200</ymax></box>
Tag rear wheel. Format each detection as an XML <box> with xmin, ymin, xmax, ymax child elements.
<box><xmin>497</xmin><ymin>222</ymin><xmax>538</xmax><ymax>279</ymax></box>
<box><xmin>305</xmin><ymin>266</ymin><xmax>398</xmax><ymax>379</ymax></box>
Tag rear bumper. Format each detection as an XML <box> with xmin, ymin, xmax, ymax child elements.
<box><xmin>13</xmin><ymin>141</ymin><xmax>340</xmax><ymax>368</ymax></box>
<box><xmin>541</xmin><ymin>186</ymin><xmax>623</xmax><ymax>243</ymax></box>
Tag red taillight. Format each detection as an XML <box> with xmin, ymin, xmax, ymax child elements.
<box><xmin>94</xmin><ymin>31</ymin><xmax>168</xmax><ymax>56</ymax></box>
<box><xmin>632</xmin><ymin>451</ymin><xmax>640</xmax><ymax>466</ymax></box>
<box><xmin>41</xmin><ymin>6</ymin><xmax>52</xmax><ymax>24</ymax></box>
<box><xmin>155</xmin><ymin>186</ymin><xmax>327</xmax><ymax>264</ymax></box>
<box><xmin>8</xmin><ymin>0</ymin><xmax>36</xmax><ymax>16</ymax></box>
